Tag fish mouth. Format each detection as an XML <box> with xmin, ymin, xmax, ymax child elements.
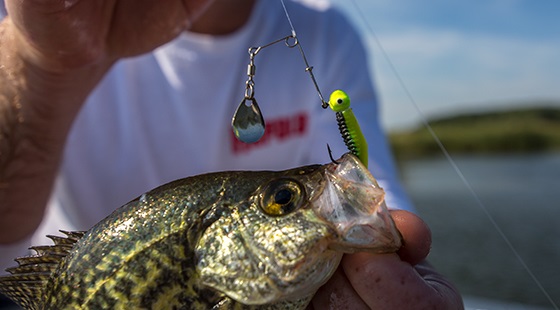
<box><xmin>316</xmin><ymin>153</ymin><xmax>402</xmax><ymax>253</ymax></box>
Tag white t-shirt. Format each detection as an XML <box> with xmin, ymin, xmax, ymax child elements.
<box><xmin>0</xmin><ymin>0</ymin><xmax>413</xmax><ymax>272</ymax></box>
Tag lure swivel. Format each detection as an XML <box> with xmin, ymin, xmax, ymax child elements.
<box><xmin>231</xmin><ymin>48</ymin><xmax>266</xmax><ymax>144</ymax></box>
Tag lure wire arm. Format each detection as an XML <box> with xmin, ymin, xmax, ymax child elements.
<box><xmin>280</xmin><ymin>0</ymin><xmax>329</xmax><ymax>109</ymax></box>
<box><xmin>244</xmin><ymin>35</ymin><xmax>293</xmax><ymax>99</ymax></box>
<box><xmin>243</xmin><ymin>33</ymin><xmax>328</xmax><ymax>109</ymax></box>
<box><xmin>293</xmin><ymin>38</ymin><xmax>329</xmax><ymax>109</ymax></box>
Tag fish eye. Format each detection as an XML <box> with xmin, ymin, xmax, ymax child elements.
<box><xmin>260</xmin><ymin>178</ymin><xmax>305</xmax><ymax>216</ymax></box>
<box><xmin>274</xmin><ymin>189</ymin><xmax>292</xmax><ymax>205</ymax></box>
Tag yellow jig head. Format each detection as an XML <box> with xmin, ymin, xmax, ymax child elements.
<box><xmin>328</xmin><ymin>90</ymin><xmax>368</xmax><ymax>168</ymax></box>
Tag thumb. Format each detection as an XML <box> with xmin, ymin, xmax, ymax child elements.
<box><xmin>390</xmin><ymin>209</ymin><xmax>432</xmax><ymax>265</ymax></box>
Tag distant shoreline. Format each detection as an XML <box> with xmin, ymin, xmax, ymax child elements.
<box><xmin>388</xmin><ymin>107</ymin><xmax>560</xmax><ymax>159</ymax></box>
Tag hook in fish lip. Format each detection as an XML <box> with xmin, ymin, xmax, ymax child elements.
<box><xmin>327</xmin><ymin>144</ymin><xmax>339</xmax><ymax>164</ymax></box>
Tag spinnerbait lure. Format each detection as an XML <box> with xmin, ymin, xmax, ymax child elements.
<box><xmin>232</xmin><ymin>0</ymin><xmax>329</xmax><ymax>144</ymax></box>
<box><xmin>233</xmin><ymin>1</ymin><xmax>369</xmax><ymax>169</ymax></box>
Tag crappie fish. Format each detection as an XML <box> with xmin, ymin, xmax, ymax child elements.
<box><xmin>0</xmin><ymin>153</ymin><xmax>402</xmax><ymax>309</ymax></box>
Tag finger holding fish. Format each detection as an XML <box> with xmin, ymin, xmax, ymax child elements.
<box><xmin>309</xmin><ymin>210</ymin><xmax>464</xmax><ymax>310</ymax></box>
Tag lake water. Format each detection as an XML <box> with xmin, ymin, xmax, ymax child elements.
<box><xmin>399</xmin><ymin>152</ymin><xmax>560</xmax><ymax>309</ymax></box>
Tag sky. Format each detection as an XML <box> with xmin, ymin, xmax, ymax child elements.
<box><xmin>328</xmin><ymin>0</ymin><xmax>560</xmax><ymax>130</ymax></box>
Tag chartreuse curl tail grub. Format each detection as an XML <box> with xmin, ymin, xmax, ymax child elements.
<box><xmin>328</xmin><ymin>90</ymin><xmax>368</xmax><ymax>168</ymax></box>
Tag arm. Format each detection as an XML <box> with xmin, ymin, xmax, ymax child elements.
<box><xmin>0</xmin><ymin>0</ymin><xmax>212</xmax><ymax>243</ymax></box>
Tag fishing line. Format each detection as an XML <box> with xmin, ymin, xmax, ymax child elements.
<box><xmin>280</xmin><ymin>0</ymin><xmax>329</xmax><ymax>108</ymax></box>
<box><xmin>346</xmin><ymin>0</ymin><xmax>558</xmax><ymax>308</ymax></box>
<box><xmin>280</xmin><ymin>0</ymin><xmax>297</xmax><ymax>37</ymax></box>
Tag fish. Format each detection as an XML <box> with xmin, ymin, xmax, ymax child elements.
<box><xmin>0</xmin><ymin>153</ymin><xmax>402</xmax><ymax>309</ymax></box>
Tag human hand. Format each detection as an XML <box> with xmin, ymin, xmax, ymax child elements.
<box><xmin>309</xmin><ymin>210</ymin><xmax>464</xmax><ymax>309</ymax></box>
<box><xmin>0</xmin><ymin>0</ymin><xmax>215</xmax><ymax>243</ymax></box>
<box><xmin>3</xmin><ymin>0</ymin><xmax>213</xmax><ymax>72</ymax></box>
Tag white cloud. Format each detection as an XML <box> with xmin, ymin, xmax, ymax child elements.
<box><xmin>363</xmin><ymin>28</ymin><xmax>560</xmax><ymax>129</ymax></box>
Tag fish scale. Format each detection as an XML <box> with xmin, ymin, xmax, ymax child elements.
<box><xmin>0</xmin><ymin>154</ymin><xmax>401</xmax><ymax>309</ymax></box>
<box><xmin>44</xmin><ymin>175</ymin><xmax>234</xmax><ymax>309</ymax></box>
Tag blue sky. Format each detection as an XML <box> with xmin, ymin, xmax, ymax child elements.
<box><xmin>329</xmin><ymin>0</ymin><xmax>560</xmax><ymax>130</ymax></box>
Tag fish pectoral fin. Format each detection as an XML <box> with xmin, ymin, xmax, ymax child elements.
<box><xmin>0</xmin><ymin>230</ymin><xmax>86</xmax><ymax>309</ymax></box>
<box><xmin>211</xmin><ymin>296</ymin><xmax>242</xmax><ymax>310</ymax></box>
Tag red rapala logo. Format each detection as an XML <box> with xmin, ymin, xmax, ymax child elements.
<box><xmin>232</xmin><ymin>112</ymin><xmax>308</xmax><ymax>153</ymax></box>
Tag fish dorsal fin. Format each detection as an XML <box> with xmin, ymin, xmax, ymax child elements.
<box><xmin>0</xmin><ymin>230</ymin><xmax>85</xmax><ymax>310</ymax></box>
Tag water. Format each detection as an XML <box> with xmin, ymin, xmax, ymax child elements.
<box><xmin>399</xmin><ymin>152</ymin><xmax>560</xmax><ymax>308</ymax></box>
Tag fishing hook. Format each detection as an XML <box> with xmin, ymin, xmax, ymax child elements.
<box><xmin>326</xmin><ymin>144</ymin><xmax>339</xmax><ymax>164</ymax></box>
